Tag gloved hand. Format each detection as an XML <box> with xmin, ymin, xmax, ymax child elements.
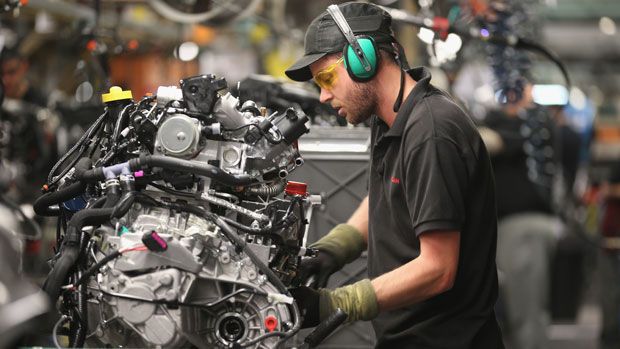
<box><xmin>295</xmin><ymin>224</ymin><xmax>366</xmax><ymax>288</ymax></box>
<box><xmin>296</xmin><ymin>251</ymin><xmax>340</xmax><ymax>288</ymax></box>
<box><xmin>289</xmin><ymin>286</ymin><xmax>321</xmax><ymax>327</ymax></box>
<box><xmin>290</xmin><ymin>279</ymin><xmax>379</xmax><ymax>328</ymax></box>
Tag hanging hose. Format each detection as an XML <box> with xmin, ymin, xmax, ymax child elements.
<box><xmin>43</xmin><ymin>243</ymin><xmax>80</xmax><ymax>305</ymax></box>
<box><xmin>42</xmin><ymin>188</ymin><xmax>133</xmax><ymax>306</ymax></box>
<box><xmin>33</xmin><ymin>181</ymin><xmax>86</xmax><ymax>216</ymax></box>
<box><xmin>34</xmin><ymin>158</ymin><xmax>93</xmax><ymax>216</ymax></box>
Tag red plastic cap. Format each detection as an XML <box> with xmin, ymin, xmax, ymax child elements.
<box><xmin>285</xmin><ymin>181</ymin><xmax>307</xmax><ymax>196</ymax></box>
<box><xmin>127</xmin><ymin>39</ymin><xmax>139</xmax><ymax>51</ymax></box>
<box><xmin>86</xmin><ymin>39</ymin><xmax>97</xmax><ymax>52</ymax></box>
<box><xmin>264</xmin><ymin>315</ymin><xmax>278</xmax><ymax>333</ymax></box>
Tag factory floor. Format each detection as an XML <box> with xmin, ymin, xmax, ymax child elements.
<box><xmin>548</xmin><ymin>303</ymin><xmax>601</xmax><ymax>349</ymax></box>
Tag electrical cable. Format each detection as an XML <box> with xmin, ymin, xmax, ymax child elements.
<box><xmin>100</xmin><ymin>103</ymin><xmax>136</xmax><ymax>166</ymax></box>
<box><xmin>52</xmin><ymin>315</ymin><xmax>71</xmax><ymax>349</ymax></box>
<box><xmin>382</xmin><ymin>6</ymin><xmax>571</xmax><ymax>89</ymax></box>
<box><xmin>69</xmin><ymin>245</ymin><xmax>147</xmax><ymax>289</ymax></box>
<box><xmin>91</xmin><ymin>286</ymin><xmax>265</xmax><ymax>310</ymax></box>
<box><xmin>147</xmin><ymin>182</ymin><xmax>195</xmax><ymax>198</ymax></box>
<box><xmin>48</xmin><ymin>111</ymin><xmax>108</xmax><ymax>186</ymax></box>
<box><xmin>130</xmin><ymin>194</ymin><xmax>291</xmax><ymax>293</ymax></box>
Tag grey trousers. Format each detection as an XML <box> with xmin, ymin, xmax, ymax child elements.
<box><xmin>496</xmin><ymin>213</ymin><xmax>560</xmax><ymax>349</ymax></box>
<box><xmin>598</xmin><ymin>250</ymin><xmax>620</xmax><ymax>349</ymax></box>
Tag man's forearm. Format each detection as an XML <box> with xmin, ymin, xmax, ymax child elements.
<box><xmin>371</xmin><ymin>256</ymin><xmax>451</xmax><ymax>311</ymax></box>
<box><xmin>346</xmin><ymin>196</ymin><xmax>369</xmax><ymax>244</ymax></box>
<box><xmin>371</xmin><ymin>230</ymin><xmax>460</xmax><ymax>312</ymax></box>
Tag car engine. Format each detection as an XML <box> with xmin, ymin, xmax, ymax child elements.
<box><xmin>34</xmin><ymin>74</ymin><xmax>318</xmax><ymax>348</ymax></box>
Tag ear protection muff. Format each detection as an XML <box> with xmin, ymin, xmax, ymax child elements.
<box><xmin>327</xmin><ymin>5</ymin><xmax>379</xmax><ymax>82</ymax></box>
<box><xmin>343</xmin><ymin>35</ymin><xmax>378</xmax><ymax>81</ymax></box>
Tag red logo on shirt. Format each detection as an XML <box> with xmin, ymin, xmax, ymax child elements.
<box><xmin>390</xmin><ymin>177</ymin><xmax>400</xmax><ymax>184</ymax></box>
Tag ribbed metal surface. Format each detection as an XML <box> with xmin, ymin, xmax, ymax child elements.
<box><xmin>289</xmin><ymin>126</ymin><xmax>375</xmax><ymax>348</ymax></box>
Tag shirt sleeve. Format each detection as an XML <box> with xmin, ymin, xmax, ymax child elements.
<box><xmin>404</xmin><ymin>137</ymin><xmax>469</xmax><ymax>236</ymax></box>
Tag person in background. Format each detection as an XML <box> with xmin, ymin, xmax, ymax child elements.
<box><xmin>1</xmin><ymin>48</ymin><xmax>47</xmax><ymax>106</ymax></box>
<box><xmin>0</xmin><ymin>48</ymin><xmax>54</xmax><ymax>203</ymax></box>
<box><xmin>480</xmin><ymin>81</ymin><xmax>581</xmax><ymax>349</ymax></box>
<box><xmin>597</xmin><ymin>161</ymin><xmax>620</xmax><ymax>349</ymax></box>
<box><xmin>0</xmin><ymin>48</ymin><xmax>56</xmax><ymax>278</ymax></box>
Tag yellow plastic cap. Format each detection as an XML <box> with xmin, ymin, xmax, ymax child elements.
<box><xmin>102</xmin><ymin>86</ymin><xmax>133</xmax><ymax>103</ymax></box>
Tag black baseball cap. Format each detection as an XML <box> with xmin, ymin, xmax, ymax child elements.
<box><xmin>285</xmin><ymin>2</ymin><xmax>394</xmax><ymax>82</ymax></box>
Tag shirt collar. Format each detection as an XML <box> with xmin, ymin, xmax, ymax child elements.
<box><xmin>383</xmin><ymin>67</ymin><xmax>432</xmax><ymax>138</ymax></box>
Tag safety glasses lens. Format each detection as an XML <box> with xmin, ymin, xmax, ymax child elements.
<box><xmin>313</xmin><ymin>57</ymin><xmax>343</xmax><ymax>90</ymax></box>
<box><xmin>315</xmin><ymin>71</ymin><xmax>337</xmax><ymax>89</ymax></box>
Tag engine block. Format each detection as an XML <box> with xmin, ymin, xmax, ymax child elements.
<box><xmin>36</xmin><ymin>74</ymin><xmax>317</xmax><ymax>348</ymax></box>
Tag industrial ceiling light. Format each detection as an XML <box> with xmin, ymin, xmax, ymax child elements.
<box><xmin>177</xmin><ymin>41</ymin><xmax>199</xmax><ymax>61</ymax></box>
<box><xmin>417</xmin><ymin>27</ymin><xmax>435</xmax><ymax>44</ymax></box>
<box><xmin>599</xmin><ymin>16</ymin><xmax>616</xmax><ymax>36</ymax></box>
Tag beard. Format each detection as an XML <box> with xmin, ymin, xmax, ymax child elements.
<box><xmin>344</xmin><ymin>81</ymin><xmax>378</xmax><ymax>125</ymax></box>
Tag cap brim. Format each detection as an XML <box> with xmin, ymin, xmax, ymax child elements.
<box><xmin>285</xmin><ymin>52</ymin><xmax>329</xmax><ymax>82</ymax></box>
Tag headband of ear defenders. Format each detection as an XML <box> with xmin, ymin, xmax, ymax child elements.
<box><xmin>327</xmin><ymin>4</ymin><xmax>374</xmax><ymax>75</ymax></box>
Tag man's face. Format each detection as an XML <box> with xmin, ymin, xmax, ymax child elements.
<box><xmin>1</xmin><ymin>58</ymin><xmax>28</xmax><ymax>99</ymax></box>
<box><xmin>310</xmin><ymin>54</ymin><xmax>378</xmax><ymax>125</ymax></box>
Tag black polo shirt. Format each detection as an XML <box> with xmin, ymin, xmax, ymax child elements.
<box><xmin>368</xmin><ymin>67</ymin><xmax>503</xmax><ymax>348</ymax></box>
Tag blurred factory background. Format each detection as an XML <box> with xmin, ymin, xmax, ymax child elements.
<box><xmin>0</xmin><ymin>0</ymin><xmax>619</xmax><ymax>348</ymax></box>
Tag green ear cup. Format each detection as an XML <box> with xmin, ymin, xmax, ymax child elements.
<box><xmin>343</xmin><ymin>36</ymin><xmax>378</xmax><ymax>81</ymax></box>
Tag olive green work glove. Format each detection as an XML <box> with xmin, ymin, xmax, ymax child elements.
<box><xmin>296</xmin><ymin>224</ymin><xmax>366</xmax><ymax>288</ymax></box>
<box><xmin>290</xmin><ymin>279</ymin><xmax>379</xmax><ymax>328</ymax></box>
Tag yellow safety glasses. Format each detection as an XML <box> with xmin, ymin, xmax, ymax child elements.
<box><xmin>313</xmin><ymin>57</ymin><xmax>344</xmax><ymax>90</ymax></box>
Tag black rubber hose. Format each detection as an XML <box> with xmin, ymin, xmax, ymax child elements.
<box><xmin>44</xmin><ymin>209</ymin><xmax>115</xmax><ymax>302</ymax></box>
<box><xmin>64</xmin><ymin>204</ymin><xmax>119</xmax><ymax>240</ymax></box>
<box><xmin>73</xmin><ymin>157</ymin><xmax>95</xmax><ymax>179</ymax></box>
<box><xmin>129</xmin><ymin>155</ymin><xmax>256</xmax><ymax>186</ymax></box>
<box><xmin>34</xmin><ymin>158</ymin><xmax>93</xmax><ymax>216</ymax></box>
<box><xmin>70</xmin><ymin>193</ymin><xmax>135</xmax><ymax>292</ymax></box>
<box><xmin>73</xmin><ymin>250</ymin><xmax>122</xmax><ymax>288</ymax></box>
<box><xmin>43</xmin><ymin>245</ymin><xmax>79</xmax><ymax>303</ymax></box>
<box><xmin>79</xmin><ymin>155</ymin><xmax>258</xmax><ymax>186</ymax></box>
<box><xmin>111</xmin><ymin>192</ymin><xmax>136</xmax><ymax>218</ymax></box>
<box><xmin>44</xmin><ymin>207</ymin><xmax>111</xmax><ymax>303</ymax></box>
<box><xmin>304</xmin><ymin>309</ymin><xmax>348</xmax><ymax>348</ymax></box>
<box><xmin>43</xmin><ymin>188</ymin><xmax>128</xmax><ymax>305</ymax></box>
<box><xmin>89</xmin><ymin>195</ymin><xmax>108</xmax><ymax>209</ymax></box>
<box><xmin>102</xmin><ymin>185</ymin><xmax>121</xmax><ymax>209</ymax></box>
<box><xmin>33</xmin><ymin>181</ymin><xmax>86</xmax><ymax>216</ymax></box>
